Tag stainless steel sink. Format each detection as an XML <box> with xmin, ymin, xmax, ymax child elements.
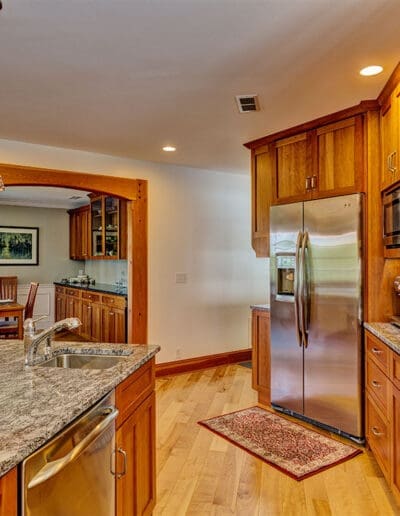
<box><xmin>39</xmin><ymin>353</ymin><xmax>128</xmax><ymax>370</ymax></box>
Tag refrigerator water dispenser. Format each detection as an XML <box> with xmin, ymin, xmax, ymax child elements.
<box><xmin>276</xmin><ymin>254</ymin><xmax>295</xmax><ymax>299</ymax></box>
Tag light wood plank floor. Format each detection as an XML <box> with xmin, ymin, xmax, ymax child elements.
<box><xmin>154</xmin><ymin>364</ymin><xmax>400</xmax><ymax>516</ymax></box>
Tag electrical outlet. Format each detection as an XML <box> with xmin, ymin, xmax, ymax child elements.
<box><xmin>176</xmin><ymin>348</ymin><xmax>182</xmax><ymax>359</ymax></box>
<box><xmin>175</xmin><ymin>273</ymin><xmax>187</xmax><ymax>284</ymax></box>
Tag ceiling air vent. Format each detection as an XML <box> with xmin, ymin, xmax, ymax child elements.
<box><xmin>235</xmin><ymin>94</ymin><xmax>259</xmax><ymax>113</ymax></box>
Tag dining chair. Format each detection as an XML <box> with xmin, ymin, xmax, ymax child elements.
<box><xmin>0</xmin><ymin>276</ymin><xmax>18</xmax><ymax>302</ymax></box>
<box><xmin>0</xmin><ymin>282</ymin><xmax>39</xmax><ymax>338</ymax></box>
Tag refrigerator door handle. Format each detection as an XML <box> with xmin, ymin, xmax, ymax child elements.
<box><xmin>294</xmin><ymin>231</ymin><xmax>304</xmax><ymax>347</ymax></box>
<box><xmin>300</xmin><ymin>231</ymin><xmax>310</xmax><ymax>348</ymax></box>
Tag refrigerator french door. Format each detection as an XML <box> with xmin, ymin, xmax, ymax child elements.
<box><xmin>270</xmin><ymin>193</ymin><xmax>363</xmax><ymax>441</ymax></box>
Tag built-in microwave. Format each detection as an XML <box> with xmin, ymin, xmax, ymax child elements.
<box><xmin>383</xmin><ymin>188</ymin><xmax>400</xmax><ymax>247</ymax></box>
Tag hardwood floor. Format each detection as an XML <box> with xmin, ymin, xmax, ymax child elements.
<box><xmin>155</xmin><ymin>365</ymin><xmax>400</xmax><ymax>515</ymax></box>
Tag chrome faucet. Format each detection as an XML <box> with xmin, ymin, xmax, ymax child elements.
<box><xmin>24</xmin><ymin>317</ymin><xmax>81</xmax><ymax>366</ymax></box>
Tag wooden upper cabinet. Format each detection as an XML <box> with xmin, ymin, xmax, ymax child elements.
<box><xmin>69</xmin><ymin>205</ymin><xmax>90</xmax><ymax>260</ymax></box>
<box><xmin>315</xmin><ymin>116</ymin><xmax>364</xmax><ymax>196</ymax></box>
<box><xmin>274</xmin><ymin>117</ymin><xmax>363</xmax><ymax>203</ymax></box>
<box><xmin>274</xmin><ymin>132</ymin><xmax>311</xmax><ymax>203</ymax></box>
<box><xmin>381</xmin><ymin>85</ymin><xmax>400</xmax><ymax>190</ymax></box>
<box><xmin>251</xmin><ymin>145</ymin><xmax>273</xmax><ymax>257</ymax></box>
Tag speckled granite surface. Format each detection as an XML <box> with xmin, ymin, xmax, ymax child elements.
<box><xmin>54</xmin><ymin>281</ymin><xmax>127</xmax><ymax>297</ymax></box>
<box><xmin>364</xmin><ymin>322</ymin><xmax>400</xmax><ymax>355</ymax></box>
<box><xmin>0</xmin><ymin>340</ymin><xmax>159</xmax><ymax>477</ymax></box>
<box><xmin>250</xmin><ymin>304</ymin><xmax>270</xmax><ymax>311</ymax></box>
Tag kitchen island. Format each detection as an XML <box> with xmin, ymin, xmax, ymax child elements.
<box><xmin>0</xmin><ymin>338</ymin><xmax>159</xmax><ymax>515</ymax></box>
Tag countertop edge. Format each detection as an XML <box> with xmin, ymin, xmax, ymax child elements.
<box><xmin>364</xmin><ymin>322</ymin><xmax>400</xmax><ymax>356</ymax></box>
<box><xmin>250</xmin><ymin>304</ymin><xmax>270</xmax><ymax>312</ymax></box>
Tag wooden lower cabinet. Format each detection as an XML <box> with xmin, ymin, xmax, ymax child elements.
<box><xmin>0</xmin><ymin>467</ymin><xmax>17</xmax><ymax>516</ymax></box>
<box><xmin>251</xmin><ymin>308</ymin><xmax>270</xmax><ymax>406</ymax></box>
<box><xmin>115</xmin><ymin>358</ymin><xmax>156</xmax><ymax>516</ymax></box>
<box><xmin>55</xmin><ymin>285</ymin><xmax>126</xmax><ymax>343</ymax></box>
<box><xmin>365</xmin><ymin>330</ymin><xmax>400</xmax><ymax>504</ymax></box>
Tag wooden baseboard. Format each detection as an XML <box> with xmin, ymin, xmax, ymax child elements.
<box><xmin>155</xmin><ymin>348</ymin><xmax>252</xmax><ymax>377</ymax></box>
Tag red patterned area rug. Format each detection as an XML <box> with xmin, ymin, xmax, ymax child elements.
<box><xmin>198</xmin><ymin>406</ymin><xmax>362</xmax><ymax>480</ymax></box>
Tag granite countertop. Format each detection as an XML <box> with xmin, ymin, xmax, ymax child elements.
<box><xmin>250</xmin><ymin>304</ymin><xmax>270</xmax><ymax>311</ymax></box>
<box><xmin>54</xmin><ymin>281</ymin><xmax>127</xmax><ymax>297</ymax></box>
<box><xmin>364</xmin><ymin>322</ymin><xmax>400</xmax><ymax>355</ymax></box>
<box><xmin>0</xmin><ymin>340</ymin><xmax>159</xmax><ymax>477</ymax></box>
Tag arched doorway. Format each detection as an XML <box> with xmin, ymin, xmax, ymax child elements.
<box><xmin>0</xmin><ymin>162</ymin><xmax>147</xmax><ymax>344</ymax></box>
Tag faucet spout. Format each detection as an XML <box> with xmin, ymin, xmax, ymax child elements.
<box><xmin>24</xmin><ymin>317</ymin><xmax>81</xmax><ymax>366</ymax></box>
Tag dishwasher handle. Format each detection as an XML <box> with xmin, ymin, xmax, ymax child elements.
<box><xmin>28</xmin><ymin>406</ymin><xmax>119</xmax><ymax>489</ymax></box>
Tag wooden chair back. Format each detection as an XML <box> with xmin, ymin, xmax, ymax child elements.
<box><xmin>0</xmin><ymin>276</ymin><xmax>17</xmax><ymax>302</ymax></box>
<box><xmin>24</xmin><ymin>282</ymin><xmax>39</xmax><ymax>320</ymax></box>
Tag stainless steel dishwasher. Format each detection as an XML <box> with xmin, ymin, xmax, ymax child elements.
<box><xmin>22</xmin><ymin>392</ymin><xmax>118</xmax><ymax>516</ymax></box>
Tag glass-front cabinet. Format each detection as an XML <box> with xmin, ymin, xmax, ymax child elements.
<box><xmin>89</xmin><ymin>194</ymin><xmax>126</xmax><ymax>259</ymax></box>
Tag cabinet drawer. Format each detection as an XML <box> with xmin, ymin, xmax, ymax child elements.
<box><xmin>366</xmin><ymin>394</ymin><xmax>391</xmax><ymax>481</ymax></box>
<box><xmin>366</xmin><ymin>358</ymin><xmax>391</xmax><ymax>416</ymax></box>
<box><xmin>102</xmin><ymin>294</ymin><xmax>126</xmax><ymax>309</ymax></box>
<box><xmin>116</xmin><ymin>358</ymin><xmax>155</xmax><ymax>428</ymax></box>
<box><xmin>366</xmin><ymin>332</ymin><xmax>390</xmax><ymax>375</ymax></box>
<box><xmin>65</xmin><ymin>288</ymin><xmax>81</xmax><ymax>298</ymax></box>
<box><xmin>55</xmin><ymin>286</ymin><xmax>65</xmax><ymax>295</ymax></box>
<box><xmin>81</xmin><ymin>291</ymin><xmax>101</xmax><ymax>303</ymax></box>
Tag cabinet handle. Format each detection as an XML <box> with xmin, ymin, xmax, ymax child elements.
<box><xmin>371</xmin><ymin>426</ymin><xmax>383</xmax><ymax>437</ymax></box>
<box><xmin>387</xmin><ymin>153</ymin><xmax>392</xmax><ymax>172</ymax></box>
<box><xmin>311</xmin><ymin>175</ymin><xmax>317</xmax><ymax>189</ymax></box>
<box><xmin>305</xmin><ymin>176</ymin><xmax>311</xmax><ymax>191</ymax></box>
<box><xmin>110</xmin><ymin>447</ymin><xmax>126</xmax><ymax>479</ymax></box>
<box><xmin>371</xmin><ymin>348</ymin><xmax>382</xmax><ymax>355</ymax></box>
<box><xmin>109</xmin><ymin>311</ymin><xmax>114</xmax><ymax>316</ymax></box>
<box><xmin>371</xmin><ymin>380</ymin><xmax>381</xmax><ymax>388</ymax></box>
<box><xmin>392</xmin><ymin>151</ymin><xmax>397</xmax><ymax>173</ymax></box>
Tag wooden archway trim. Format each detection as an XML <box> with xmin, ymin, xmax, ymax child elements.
<box><xmin>0</xmin><ymin>162</ymin><xmax>148</xmax><ymax>344</ymax></box>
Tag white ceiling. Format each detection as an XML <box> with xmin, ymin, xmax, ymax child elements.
<box><xmin>0</xmin><ymin>186</ymin><xmax>90</xmax><ymax>209</ymax></box>
<box><xmin>0</xmin><ymin>0</ymin><xmax>399</xmax><ymax>174</ymax></box>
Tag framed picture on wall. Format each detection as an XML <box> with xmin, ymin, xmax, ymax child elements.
<box><xmin>0</xmin><ymin>226</ymin><xmax>39</xmax><ymax>265</ymax></box>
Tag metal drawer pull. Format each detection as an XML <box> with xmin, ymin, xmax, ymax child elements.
<box><xmin>371</xmin><ymin>380</ymin><xmax>381</xmax><ymax>388</ymax></box>
<box><xmin>111</xmin><ymin>447</ymin><xmax>127</xmax><ymax>479</ymax></box>
<box><xmin>305</xmin><ymin>176</ymin><xmax>311</xmax><ymax>190</ymax></box>
<box><xmin>371</xmin><ymin>426</ymin><xmax>383</xmax><ymax>437</ymax></box>
<box><xmin>310</xmin><ymin>175</ymin><xmax>317</xmax><ymax>189</ymax></box>
<box><xmin>371</xmin><ymin>348</ymin><xmax>382</xmax><ymax>355</ymax></box>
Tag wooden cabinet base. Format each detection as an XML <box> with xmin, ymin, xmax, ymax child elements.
<box><xmin>251</xmin><ymin>308</ymin><xmax>270</xmax><ymax>406</ymax></box>
<box><xmin>115</xmin><ymin>359</ymin><xmax>156</xmax><ymax>516</ymax></box>
<box><xmin>0</xmin><ymin>467</ymin><xmax>17</xmax><ymax>516</ymax></box>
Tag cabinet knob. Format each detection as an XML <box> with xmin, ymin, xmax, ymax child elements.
<box><xmin>371</xmin><ymin>380</ymin><xmax>381</xmax><ymax>388</ymax></box>
<box><xmin>371</xmin><ymin>426</ymin><xmax>383</xmax><ymax>437</ymax></box>
<box><xmin>371</xmin><ymin>348</ymin><xmax>382</xmax><ymax>355</ymax></box>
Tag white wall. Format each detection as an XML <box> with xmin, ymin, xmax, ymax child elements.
<box><xmin>0</xmin><ymin>139</ymin><xmax>268</xmax><ymax>363</ymax></box>
<box><xmin>0</xmin><ymin>205</ymin><xmax>81</xmax><ymax>283</ymax></box>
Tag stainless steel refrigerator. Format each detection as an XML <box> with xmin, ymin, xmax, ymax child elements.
<box><xmin>270</xmin><ymin>193</ymin><xmax>363</xmax><ymax>442</ymax></box>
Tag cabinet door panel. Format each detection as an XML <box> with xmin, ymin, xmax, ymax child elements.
<box><xmin>316</xmin><ymin>117</ymin><xmax>363</xmax><ymax>196</ymax></box>
<box><xmin>116</xmin><ymin>392</ymin><xmax>156</xmax><ymax>516</ymax></box>
<box><xmin>381</xmin><ymin>87</ymin><xmax>399</xmax><ymax>190</ymax></box>
<box><xmin>251</xmin><ymin>146</ymin><xmax>273</xmax><ymax>257</ymax></box>
<box><xmin>275</xmin><ymin>133</ymin><xmax>310</xmax><ymax>203</ymax></box>
<box><xmin>251</xmin><ymin>309</ymin><xmax>270</xmax><ymax>406</ymax></box>
<box><xmin>392</xmin><ymin>385</ymin><xmax>400</xmax><ymax>501</ymax></box>
<box><xmin>0</xmin><ymin>467</ymin><xmax>17</xmax><ymax>516</ymax></box>
<box><xmin>366</xmin><ymin>394</ymin><xmax>391</xmax><ymax>481</ymax></box>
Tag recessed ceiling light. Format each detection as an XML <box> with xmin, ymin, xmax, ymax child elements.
<box><xmin>162</xmin><ymin>146</ymin><xmax>176</xmax><ymax>152</ymax></box>
<box><xmin>359</xmin><ymin>65</ymin><xmax>383</xmax><ymax>77</ymax></box>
